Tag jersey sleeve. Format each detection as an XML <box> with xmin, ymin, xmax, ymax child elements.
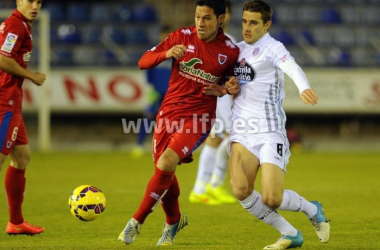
<box><xmin>0</xmin><ymin>22</ymin><xmax>25</xmax><ymax>58</ymax></box>
<box><xmin>266</xmin><ymin>41</ymin><xmax>311</xmax><ymax>94</ymax></box>
<box><xmin>138</xmin><ymin>29</ymin><xmax>181</xmax><ymax>70</ymax></box>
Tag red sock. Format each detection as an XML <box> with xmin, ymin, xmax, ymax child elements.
<box><xmin>5</xmin><ymin>166</ymin><xmax>26</xmax><ymax>225</ymax></box>
<box><xmin>133</xmin><ymin>167</ymin><xmax>174</xmax><ymax>224</ymax></box>
<box><xmin>161</xmin><ymin>175</ymin><xmax>180</xmax><ymax>225</ymax></box>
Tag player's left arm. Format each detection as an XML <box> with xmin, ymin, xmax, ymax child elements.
<box><xmin>279</xmin><ymin>59</ymin><xmax>318</xmax><ymax>105</ymax></box>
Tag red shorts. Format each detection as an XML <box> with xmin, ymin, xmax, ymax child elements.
<box><xmin>0</xmin><ymin>111</ymin><xmax>28</xmax><ymax>155</ymax></box>
<box><xmin>152</xmin><ymin>114</ymin><xmax>213</xmax><ymax>166</ymax></box>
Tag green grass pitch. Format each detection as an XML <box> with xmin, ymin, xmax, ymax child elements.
<box><xmin>0</xmin><ymin>151</ymin><xmax>379</xmax><ymax>249</ymax></box>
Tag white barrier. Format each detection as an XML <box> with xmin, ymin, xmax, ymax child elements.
<box><xmin>22</xmin><ymin>68</ymin><xmax>380</xmax><ymax>113</ymax></box>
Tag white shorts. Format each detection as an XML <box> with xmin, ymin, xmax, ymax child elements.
<box><xmin>211</xmin><ymin>94</ymin><xmax>233</xmax><ymax>138</ymax></box>
<box><xmin>227</xmin><ymin>129</ymin><xmax>291</xmax><ymax>171</ymax></box>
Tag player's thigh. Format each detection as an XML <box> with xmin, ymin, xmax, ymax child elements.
<box><xmin>10</xmin><ymin>144</ymin><xmax>31</xmax><ymax>169</ymax></box>
<box><xmin>155</xmin><ymin>148</ymin><xmax>180</xmax><ymax>172</ymax></box>
<box><xmin>204</xmin><ymin>134</ymin><xmax>223</xmax><ymax>147</ymax></box>
<box><xmin>260</xmin><ymin>162</ymin><xmax>285</xmax><ymax>205</ymax></box>
<box><xmin>229</xmin><ymin>142</ymin><xmax>260</xmax><ymax>189</ymax></box>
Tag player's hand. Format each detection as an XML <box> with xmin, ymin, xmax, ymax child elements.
<box><xmin>166</xmin><ymin>45</ymin><xmax>187</xmax><ymax>60</ymax></box>
<box><xmin>225</xmin><ymin>76</ymin><xmax>240</xmax><ymax>95</ymax></box>
<box><xmin>300</xmin><ymin>89</ymin><xmax>318</xmax><ymax>105</ymax></box>
<box><xmin>31</xmin><ymin>72</ymin><xmax>46</xmax><ymax>86</ymax></box>
<box><xmin>203</xmin><ymin>83</ymin><xmax>227</xmax><ymax>97</ymax></box>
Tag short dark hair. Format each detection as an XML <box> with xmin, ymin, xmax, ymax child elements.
<box><xmin>226</xmin><ymin>0</ymin><xmax>232</xmax><ymax>14</ymax></box>
<box><xmin>196</xmin><ymin>0</ymin><xmax>227</xmax><ymax>17</ymax></box>
<box><xmin>243</xmin><ymin>0</ymin><xmax>272</xmax><ymax>24</ymax></box>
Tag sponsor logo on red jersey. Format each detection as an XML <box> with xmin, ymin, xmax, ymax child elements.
<box><xmin>179</xmin><ymin>58</ymin><xmax>220</xmax><ymax>83</ymax></box>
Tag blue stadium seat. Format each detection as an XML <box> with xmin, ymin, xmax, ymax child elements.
<box><xmin>321</xmin><ymin>7</ymin><xmax>341</xmax><ymax>24</ymax></box>
<box><xmin>272</xmin><ymin>30</ymin><xmax>295</xmax><ymax>45</ymax></box>
<box><xmin>46</xmin><ymin>3</ymin><xmax>64</xmax><ymax>21</ymax></box>
<box><xmin>134</xmin><ymin>4</ymin><xmax>157</xmax><ymax>22</ymax></box>
<box><xmin>89</xmin><ymin>3</ymin><xmax>111</xmax><ymax>22</ymax></box>
<box><xmin>81</xmin><ymin>25</ymin><xmax>102</xmax><ymax>44</ymax></box>
<box><xmin>103</xmin><ymin>26</ymin><xmax>127</xmax><ymax>44</ymax></box>
<box><xmin>67</xmin><ymin>3</ymin><xmax>88</xmax><ymax>22</ymax></box>
<box><xmin>127</xmin><ymin>27</ymin><xmax>148</xmax><ymax>44</ymax></box>
<box><xmin>52</xmin><ymin>47</ymin><xmax>73</xmax><ymax>66</ymax></box>
<box><xmin>328</xmin><ymin>48</ymin><xmax>351</xmax><ymax>67</ymax></box>
<box><xmin>112</xmin><ymin>4</ymin><xmax>134</xmax><ymax>22</ymax></box>
<box><xmin>57</xmin><ymin>24</ymin><xmax>81</xmax><ymax>44</ymax></box>
<box><xmin>299</xmin><ymin>30</ymin><xmax>315</xmax><ymax>46</ymax></box>
<box><xmin>98</xmin><ymin>49</ymin><xmax>120</xmax><ymax>66</ymax></box>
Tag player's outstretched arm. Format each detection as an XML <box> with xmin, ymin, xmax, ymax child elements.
<box><xmin>0</xmin><ymin>55</ymin><xmax>46</xmax><ymax>86</ymax></box>
<box><xmin>300</xmin><ymin>89</ymin><xmax>318</xmax><ymax>105</ymax></box>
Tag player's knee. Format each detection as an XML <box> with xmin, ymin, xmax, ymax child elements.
<box><xmin>12</xmin><ymin>153</ymin><xmax>31</xmax><ymax>169</ymax></box>
<box><xmin>262</xmin><ymin>194</ymin><xmax>282</xmax><ymax>209</ymax></box>
<box><xmin>230</xmin><ymin>183</ymin><xmax>251</xmax><ymax>201</ymax></box>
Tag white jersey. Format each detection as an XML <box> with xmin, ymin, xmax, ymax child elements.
<box><xmin>232</xmin><ymin>33</ymin><xmax>310</xmax><ymax>134</ymax></box>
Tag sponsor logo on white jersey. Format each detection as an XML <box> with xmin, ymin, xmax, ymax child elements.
<box><xmin>234</xmin><ymin>58</ymin><xmax>255</xmax><ymax>84</ymax></box>
<box><xmin>1</xmin><ymin>32</ymin><xmax>18</xmax><ymax>53</ymax></box>
<box><xmin>187</xmin><ymin>45</ymin><xmax>195</xmax><ymax>53</ymax></box>
<box><xmin>181</xmin><ymin>29</ymin><xmax>191</xmax><ymax>35</ymax></box>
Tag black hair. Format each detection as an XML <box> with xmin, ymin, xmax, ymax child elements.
<box><xmin>196</xmin><ymin>0</ymin><xmax>227</xmax><ymax>17</ymax></box>
<box><xmin>226</xmin><ymin>0</ymin><xmax>232</xmax><ymax>14</ymax></box>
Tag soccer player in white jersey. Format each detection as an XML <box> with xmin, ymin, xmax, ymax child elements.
<box><xmin>228</xmin><ymin>1</ymin><xmax>330</xmax><ymax>249</ymax></box>
<box><xmin>189</xmin><ymin>0</ymin><xmax>236</xmax><ymax>205</ymax></box>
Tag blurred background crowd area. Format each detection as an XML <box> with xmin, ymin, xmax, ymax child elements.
<box><xmin>1</xmin><ymin>0</ymin><xmax>380</xmax><ymax>68</ymax></box>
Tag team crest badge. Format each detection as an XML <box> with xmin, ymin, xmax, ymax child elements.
<box><xmin>218</xmin><ymin>54</ymin><xmax>227</xmax><ymax>65</ymax></box>
<box><xmin>253</xmin><ymin>47</ymin><xmax>260</xmax><ymax>57</ymax></box>
<box><xmin>6</xmin><ymin>141</ymin><xmax>12</xmax><ymax>149</ymax></box>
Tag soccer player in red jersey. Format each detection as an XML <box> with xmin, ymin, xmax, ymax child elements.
<box><xmin>0</xmin><ymin>0</ymin><xmax>46</xmax><ymax>235</ymax></box>
<box><xmin>118</xmin><ymin>0</ymin><xmax>240</xmax><ymax>246</ymax></box>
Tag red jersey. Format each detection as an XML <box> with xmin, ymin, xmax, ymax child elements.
<box><xmin>139</xmin><ymin>26</ymin><xmax>239</xmax><ymax>120</ymax></box>
<box><xmin>0</xmin><ymin>10</ymin><xmax>33</xmax><ymax>113</ymax></box>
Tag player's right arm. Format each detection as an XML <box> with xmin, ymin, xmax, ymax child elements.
<box><xmin>0</xmin><ymin>55</ymin><xmax>46</xmax><ymax>86</ymax></box>
<box><xmin>139</xmin><ymin>28</ymin><xmax>186</xmax><ymax>70</ymax></box>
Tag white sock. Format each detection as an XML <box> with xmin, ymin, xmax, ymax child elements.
<box><xmin>210</xmin><ymin>137</ymin><xmax>229</xmax><ymax>188</ymax></box>
<box><xmin>240</xmin><ymin>190</ymin><xmax>298</xmax><ymax>236</ymax></box>
<box><xmin>192</xmin><ymin>145</ymin><xmax>216</xmax><ymax>194</ymax></box>
<box><xmin>279</xmin><ymin>190</ymin><xmax>318</xmax><ymax>218</ymax></box>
